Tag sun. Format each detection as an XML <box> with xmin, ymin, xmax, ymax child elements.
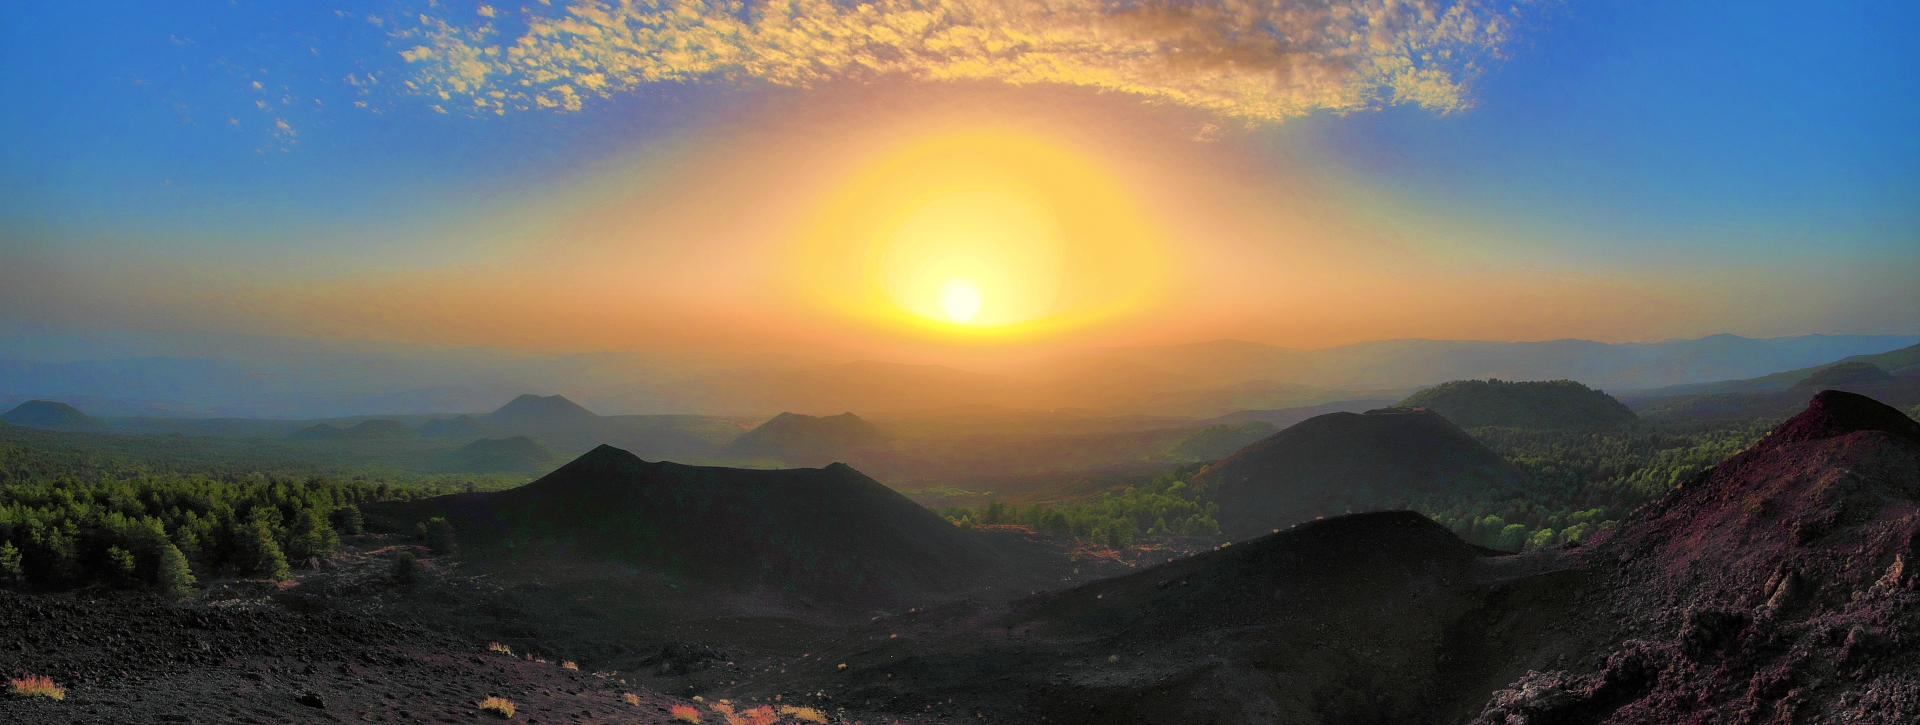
<box><xmin>790</xmin><ymin>127</ymin><xmax>1168</xmax><ymax>340</ymax></box>
<box><xmin>943</xmin><ymin>282</ymin><xmax>982</xmax><ymax>323</ymax></box>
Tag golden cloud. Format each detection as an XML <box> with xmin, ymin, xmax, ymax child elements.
<box><xmin>397</xmin><ymin>0</ymin><xmax>1515</xmax><ymax>123</ymax></box>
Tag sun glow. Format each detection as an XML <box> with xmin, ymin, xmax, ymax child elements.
<box><xmin>943</xmin><ymin>282</ymin><xmax>982</xmax><ymax>322</ymax></box>
<box><xmin>791</xmin><ymin>127</ymin><xmax>1167</xmax><ymax>340</ymax></box>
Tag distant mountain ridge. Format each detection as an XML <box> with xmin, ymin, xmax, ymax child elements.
<box><xmin>5</xmin><ymin>331</ymin><xmax>1914</xmax><ymax>418</ymax></box>
<box><xmin>1630</xmin><ymin>341</ymin><xmax>1920</xmax><ymax>396</ymax></box>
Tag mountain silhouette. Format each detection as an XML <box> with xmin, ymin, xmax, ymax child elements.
<box><xmin>0</xmin><ymin>400</ymin><xmax>97</xmax><ymax>430</ymax></box>
<box><xmin>725</xmin><ymin>411</ymin><xmax>888</xmax><ymax>465</ymax></box>
<box><xmin>1397</xmin><ymin>378</ymin><xmax>1637</xmax><ymax>428</ymax></box>
<box><xmin>483</xmin><ymin>394</ymin><xmax>599</xmax><ymax>427</ymax></box>
<box><xmin>1192</xmin><ymin>408</ymin><xmax>1525</xmax><ymax>539</ymax></box>
<box><xmin>387</xmin><ymin>445</ymin><xmax>997</xmax><ymax>600</ymax></box>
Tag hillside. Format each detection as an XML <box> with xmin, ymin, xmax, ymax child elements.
<box><xmin>1396</xmin><ymin>378</ymin><xmax>1637</xmax><ymax>428</ymax></box>
<box><xmin>748</xmin><ymin>510</ymin><xmax>1568</xmax><ymax>724</ymax></box>
<box><xmin>1632</xmin><ymin>340</ymin><xmax>1920</xmax><ymax>396</ymax></box>
<box><xmin>724</xmin><ymin>411</ymin><xmax>888</xmax><ymax>465</ymax></box>
<box><xmin>1</xmin><ymin>400</ymin><xmax>97</xmax><ymax>430</ymax></box>
<box><xmin>1788</xmin><ymin>360</ymin><xmax>1893</xmax><ymax>389</ymax></box>
<box><xmin>379</xmin><ymin>445</ymin><xmax>1000</xmax><ymax>600</ymax></box>
<box><xmin>427</xmin><ymin>435</ymin><xmax>556</xmax><ymax>473</ymax></box>
<box><xmin>1471</xmin><ymin>389</ymin><xmax>1920</xmax><ymax>722</ymax></box>
<box><xmin>1190</xmin><ymin>408</ymin><xmax>1527</xmax><ymax>539</ymax></box>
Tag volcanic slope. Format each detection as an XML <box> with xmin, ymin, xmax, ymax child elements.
<box><xmin>380</xmin><ymin>444</ymin><xmax>1000</xmax><ymax>602</ymax></box>
<box><xmin>1472</xmin><ymin>390</ymin><xmax>1920</xmax><ymax>723</ymax></box>
<box><xmin>736</xmin><ymin>510</ymin><xmax>1584</xmax><ymax>725</ymax></box>
<box><xmin>1192</xmin><ymin>407</ymin><xmax>1527</xmax><ymax>539</ymax></box>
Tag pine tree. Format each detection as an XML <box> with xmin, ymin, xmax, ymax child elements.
<box><xmin>286</xmin><ymin>507</ymin><xmax>339</xmax><ymax>562</ymax></box>
<box><xmin>247</xmin><ymin>520</ymin><xmax>291</xmax><ymax>582</ymax></box>
<box><xmin>158</xmin><ymin>543</ymin><xmax>196</xmax><ymax>599</ymax></box>
<box><xmin>331</xmin><ymin>504</ymin><xmax>365</xmax><ymax>536</ymax></box>
<box><xmin>107</xmin><ymin>546</ymin><xmax>137</xmax><ymax>583</ymax></box>
<box><xmin>0</xmin><ymin>541</ymin><xmax>24</xmax><ymax>590</ymax></box>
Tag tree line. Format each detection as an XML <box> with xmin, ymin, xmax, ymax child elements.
<box><xmin>0</xmin><ymin>473</ymin><xmax>470</xmax><ymax>595</ymax></box>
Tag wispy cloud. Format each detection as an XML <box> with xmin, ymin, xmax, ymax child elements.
<box><xmin>396</xmin><ymin>0</ymin><xmax>1516</xmax><ymax>123</ymax></box>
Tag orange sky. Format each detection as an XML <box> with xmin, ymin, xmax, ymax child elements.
<box><xmin>5</xmin><ymin>81</ymin><xmax>1912</xmax><ymax>369</ymax></box>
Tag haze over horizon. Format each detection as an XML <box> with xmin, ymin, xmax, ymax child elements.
<box><xmin>3</xmin><ymin>0</ymin><xmax>1916</xmax><ymax>411</ymax></box>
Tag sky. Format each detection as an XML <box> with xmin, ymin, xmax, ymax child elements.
<box><xmin>1</xmin><ymin>0</ymin><xmax>1916</xmax><ymax>368</ymax></box>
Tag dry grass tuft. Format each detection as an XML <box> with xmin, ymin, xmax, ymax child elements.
<box><xmin>623</xmin><ymin>693</ymin><xmax>642</xmax><ymax>706</ymax></box>
<box><xmin>561</xmin><ymin>660</ymin><xmax>579</xmax><ymax>670</ymax></box>
<box><xmin>478</xmin><ymin>696</ymin><xmax>517</xmax><ymax>718</ymax></box>
<box><xmin>780</xmin><ymin>704</ymin><xmax>829</xmax><ymax>723</ymax></box>
<box><xmin>488</xmin><ymin>642</ymin><xmax>514</xmax><ymax>656</ymax></box>
<box><xmin>670</xmin><ymin>704</ymin><xmax>702</xmax><ymax>722</ymax></box>
<box><xmin>715</xmin><ymin>704</ymin><xmax>778</xmax><ymax>725</ymax></box>
<box><xmin>8</xmin><ymin>675</ymin><xmax>64</xmax><ymax>701</ymax></box>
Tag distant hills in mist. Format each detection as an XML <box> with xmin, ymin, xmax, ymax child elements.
<box><xmin>2</xmin><ymin>330</ymin><xmax>1916</xmax><ymax>420</ymax></box>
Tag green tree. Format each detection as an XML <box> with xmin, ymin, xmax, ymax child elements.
<box><xmin>106</xmin><ymin>545</ymin><xmax>137</xmax><ymax>584</ymax></box>
<box><xmin>286</xmin><ymin>507</ymin><xmax>339</xmax><ymax>562</ymax></box>
<box><xmin>157</xmin><ymin>543</ymin><xmax>196</xmax><ymax>599</ymax></box>
<box><xmin>245</xmin><ymin>519</ymin><xmax>291</xmax><ymax>582</ymax></box>
<box><xmin>0</xmin><ymin>541</ymin><xmax>24</xmax><ymax>590</ymax></box>
<box><xmin>332</xmin><ymin>504</ymin><xmax>365</xmax><ymax>535</ymax></box>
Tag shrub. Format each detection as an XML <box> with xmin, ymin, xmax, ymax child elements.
<box><xmin>478</xmin><ymin>696</ymin><xmax>516</xmax><ymax>718</ymax></box>
<box><xmin>561</xmin><ymin>661</ymin><xmax>579</xmax><ymax>670</ymax></box>
<box><xmin>391</xmin><ymin>550</ymin><xmax>421</xmax><ymax>585</ymax></box>
<box><xmin>622</xmin><ymin>693</ymin><xmax>641</xmax><ymax>706</ymax></box>
<box><xmin>8</xmin><ymin>674</ymin><xmax>64</xmax><ymax>700</ymax></box>
<box><xmin>670</xmin><ymin>704</ymin><xmax>701</xmax><ymax>723</ymax></box>
<box><xmin>421</xmin><ymin>517</ymin><xmax>456</xmax><ymax>554</ymax></box>
<box><xmin>488</xmin><ymin>642</ymin><xmax>514</xmax><ymax>656</ymax></box>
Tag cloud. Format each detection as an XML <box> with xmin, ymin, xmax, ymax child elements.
<box><xmin>395</xmin><ymin>0</ymin><xmax>1516</xmax><ymax>123</ymax></box>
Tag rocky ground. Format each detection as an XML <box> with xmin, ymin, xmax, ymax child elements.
<box><xmin>0</xmin><ymin>523</ymin><xmax>1213</xmax><ymax>725</ymax></box>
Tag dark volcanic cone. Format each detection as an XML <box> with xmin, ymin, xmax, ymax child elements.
<box><xmin>1473</xmin><ymin>390</ymin><xmax>1920</xmax><ymax>724</ymax></box>
<box><xmin>382</xmin><ymin>445</ymin><xmax>998</xmax><ymax>602</ymax></box>
<box><xmin>1193</xmin><ymin>408</ymin><xmax>1526</xmax><ymax>539</ymax></box>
